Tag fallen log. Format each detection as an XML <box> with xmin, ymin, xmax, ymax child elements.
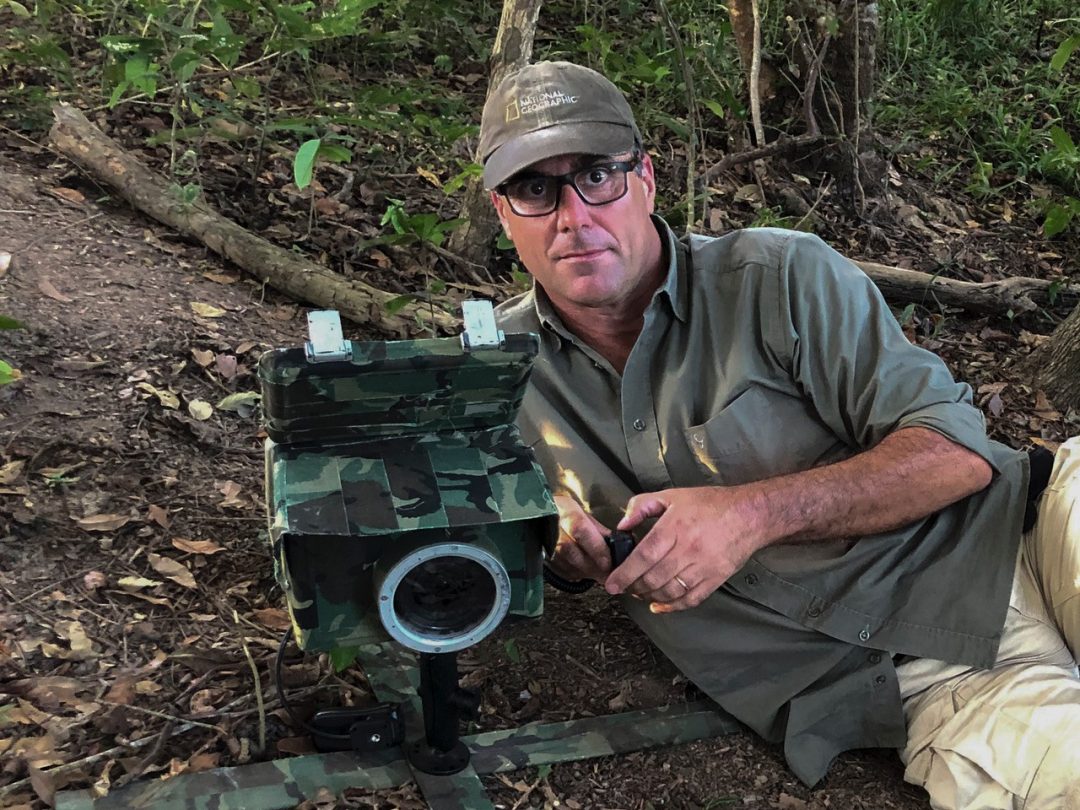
<box><xmin>50</xmin><ymin>104</ymin><xmax>1072</xmax><ymax>323</ymax></box>
<box><xmin>853</xmin><ymin>260</ymin><xmax>1076</xmax><ymax>317</ymax></box>
<box><xmin>49</xmin><ymin>103</ymin><xmax>458</xmax><ymax>335</ymax></box>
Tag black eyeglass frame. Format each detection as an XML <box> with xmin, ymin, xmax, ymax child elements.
<box><xmin>495</xmin><ymin>154</ymin><xmax>642</xmax><ymax>217</ymax></box>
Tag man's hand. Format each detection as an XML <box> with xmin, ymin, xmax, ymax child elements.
<box><xmin>549</xmin><ymin>495</ymin><xmax>615</xmax><ymax>582</ymax></box>
<box><xmin>604</xmin><ymin>487</ymin><xmax>765</xmax><ymax>612</ymax></box>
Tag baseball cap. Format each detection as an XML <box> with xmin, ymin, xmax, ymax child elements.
<box><xmin>478</xmin><ymin>61</ymin><xmax>641</xmax><ymax>190</ymax></box>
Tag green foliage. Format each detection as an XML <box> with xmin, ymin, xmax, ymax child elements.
<box><xmin>374</xmin><ymin>199</ymin><xmax>465</xmax><ymax>249</ymax></box>
<box><xmin>879</xmin><ymin>0</ymin><xmax>1079</xmax><ymax>233</ymax></box>
<box><xmin>0</xmin><ymin>360</ymin><xmax>20</xmax><ymax>386</ymax></box>
<box><xmin>327</xmin><ymin>644</ymin><xmax>360</xmax><ymax>673</ymax></box>
<box><xmin>0</xmin><ymin>314</ymin><xmax>24</xmax><ymax>386</ymax></box>
<box><xmin>502</xmin><ymin>637</ymin><xmax>521</xmax><ymax>664</ymax></box>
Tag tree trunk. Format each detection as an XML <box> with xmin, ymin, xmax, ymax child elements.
<box><xmin>1026</xmin><ymin>303</ymin><xmax>1080</xmax><ymax>411</ymax></box>
<box><xmin>49</xmin><ymin>104</ymin><xmax>458</xmax><ymax>335</ymax></box>
<box><xmin>448</xmin><ymin>0</ymin><xmax>542</xmax><ymax>267</ymax></box>
<box><xmin>808</xmin><ymin>0</ymin><xmax>883</xmax><ymax>210</ymax></box>
<box><xmin>727</xmin><ymin>0</ymin><xmax>779</xmax><ymax>110</ymax></box>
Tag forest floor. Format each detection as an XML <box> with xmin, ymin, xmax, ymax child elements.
<box><xmin>0</xmin><ymin>92</ymin><xmax>1078</xmax><ymax>810</ymax></box>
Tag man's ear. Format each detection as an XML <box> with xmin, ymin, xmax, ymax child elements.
<box><xmin>638</xmin><ymin>151</ymin><xmax>657</xmax><ymax>215</ymax></box>
<box><xmin>490</xmin><ymin>191</ymin><xmax>513</xmax><ymax>241</ymax></box>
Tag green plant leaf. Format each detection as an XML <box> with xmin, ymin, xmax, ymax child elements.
<box><xmin>294</xmin><ymin>138</ymin><xmax>321</xmax><ymax>189</ymax></box>
<box><xmin>1049</xmin><ymin>126</ymin><xmax>1076</xmax><ymax>155</ymax></box>
<box><xmin>169</xmin><ymin>50</ymin><xmax>202</xmax><ymax>83</ymax></box>
<box><xmin>317</xmin><ymin>143</ymin><xmax>352</xmax><ymax>164</ymax></box>
<box><xmin>217</xmin><ymin>391</ymin><xmax>262</xmax><ymax>411</ymax></box>
<box><xmin>0</xmin><ymin>360</ymin><xmax>20</xmax><ymax>386</ymax></box>
<box><xmin>703</xmin><ymin>99</ymin><xmax>725</xmax><ymax>119</ymax></box>
<box><xmin>1</xmin><ymin>0</ymin><xmax>31</xmax><ymax>18</ymax></box>
<box><xmin>385</xmin><ymin>294</ymin><xmax>418</xmax><ymax>314</ymax></box>
<box><xmin>328</xmin><ymin>645</ymin><xmax>360</xmax><ymax>672</ymax></box>
<box><xmin>503</xmin><ymin>637</ymin><xmax>521</xmax><ymax>664</ymax></box>
<box><xmin>1050</xmin><ymin>35</ymin><xmax>1080</xmax><ymax>72</ymax></box>
<box><xmin>1043</xmin><ymin>203</ymin><xmax>1074</xmax><ymax>238</ymax></box>
<box><xmin>0</xmin><ymin>315</ymin><xmax>26</xmax><ymax>329</ymax></box>
<box><xmin>496</xmin><ymin>232</ymin><xmax>515</xmax><ymax>251</ymax></box>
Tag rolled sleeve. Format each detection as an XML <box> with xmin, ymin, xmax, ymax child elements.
<box><xmin>778</xmin><ymin>234</ymin><xmax>997</xmax><ymax>471</ymax></box>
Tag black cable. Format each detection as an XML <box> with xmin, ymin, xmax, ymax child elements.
<box><xmin>542</xmin><ymin>564</ymin><xmax>595</xmax><ymax>594</ymax></box>
<box><xmin>275</xmin><ymin>628</ymin><xmax>351</xmax><ymax>741</ymax></box>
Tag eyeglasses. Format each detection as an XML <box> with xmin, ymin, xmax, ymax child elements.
<box><xmin>496</xmin><ymin>156</ymin><xmax>641</xmax><ymax>217</ymax></box>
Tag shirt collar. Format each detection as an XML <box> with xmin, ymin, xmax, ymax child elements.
<box><xmin>530</xmin><ymin>214</ymin><xmax>688</xmax><ymax>344</ymax></box>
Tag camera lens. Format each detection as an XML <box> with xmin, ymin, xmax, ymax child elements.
<box><xmin>394</xmin><ymin>556</ymin><xmax>497</xmax><ymax>638</ymax></box>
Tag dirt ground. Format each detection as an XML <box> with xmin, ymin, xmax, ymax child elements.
<box><xmin>0</xmin><ymin>134</ymin><xmax>1075</xmax><ymax>810</ymax></box>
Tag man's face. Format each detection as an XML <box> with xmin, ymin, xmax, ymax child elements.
<box><xmin>491</xmin><ymin>151</ymin><xmax>658</xmax><ymax>312</ymax></box>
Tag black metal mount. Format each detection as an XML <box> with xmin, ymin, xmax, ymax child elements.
<box><xmin>406</xmin><ymin>651</ymin><xmax>481</xmax><ymax>775</ymax></box>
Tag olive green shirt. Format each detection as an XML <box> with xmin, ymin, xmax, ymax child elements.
<box><xmin>496</xmin><ymin>218</ymin><xmax>1028</xmax><ymax>785</ymax></box>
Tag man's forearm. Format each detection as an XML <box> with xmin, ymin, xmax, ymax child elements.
<box><xmin>743</xmin><ymin>426</ymin><xmax>993</xmax><ymax>549</ymax></box>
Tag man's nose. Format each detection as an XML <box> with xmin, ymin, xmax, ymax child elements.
<box><xmin>555</xmin><ymin>182</ymin><xmax>592</xmax><ymax>231</ymax></box>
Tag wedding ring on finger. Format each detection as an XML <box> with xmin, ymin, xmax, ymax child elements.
<box><xmin>674</xmin><ymin>575</ymin><xmax>690</xmax><ymax>592</ymax></box>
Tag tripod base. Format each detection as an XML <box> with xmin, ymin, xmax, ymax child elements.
<box><xmin>406</xmin><ymin>738</ymin><xmax>470</xmax><ymax>775</ymax></box>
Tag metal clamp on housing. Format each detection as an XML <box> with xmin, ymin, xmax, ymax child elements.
<box><xmin>460</xmin><ymin>300</ymin><xmax>504</xmax><ymax>352</ymax></box>
<box><xmin>305</xmin><ymin>310</ymin><xmax>352</xmax><ymax>363</ymax></box>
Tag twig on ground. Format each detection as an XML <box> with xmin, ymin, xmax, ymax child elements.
<box><xmin>235</xmin><ymin>610</ymin><xmax>267</xmax><ymax>754</ymax></box>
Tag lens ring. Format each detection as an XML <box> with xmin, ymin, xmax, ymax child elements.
<box><xmin>377</xmin><ymin>543</ymin><xmax>511</xmax><ymax>654</ymax></box>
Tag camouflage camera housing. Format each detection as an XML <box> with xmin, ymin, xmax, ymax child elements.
<box><xmin>260</xmin><ymin>321</ymin><xmax>559</xmax><ymax>655</ymax></box>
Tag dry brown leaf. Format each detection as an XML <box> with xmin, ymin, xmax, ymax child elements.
<box><xmin>188</xmin><ymin>400</ymin><xmax>213</xmax><ymax>421</ymax></box>
<box><xmin>148</xmin><ymin>553</ymin><xmax>197</xmax><ymax>589</ymax></box>
<box><xmin>104</xmin><ymin>676</ymin><xmax>137</xmax><ymax>705</ymax></box>
<box><xmin>117</xmin><ymin>575</ymin><xmax>161</xmax><ymax>590</ymax></box>
<box><xmin>74</xmin><ymin>513</ymin><xmax>131</xmax><ymax>532</ymax></box>
<box><xmin>0</xmin><ymin>250</ymin><xmax>11</xmax><ymax>276</ymax></box>
<box><xmin>775</xmin><ymin>793</ymin><xmax>808</xmax><ymax>809</ymax></box>
<box><xmin>49</xmin><ymin>186</ymin><xmax>85</xmax><ymax>205</ymax></box>
<box><xmin>235</xmin><ymin>340</ymin><xmax>257</xmax><ymax>354</ymax></box>
<box><xmin>8</xmin><ymin>676</ymin><xmax>90</xmax><ymax>709</ymax></box>
<box><xmin>148</xmin><ymin>504</ymin><xmax>170</xmax><ymax>529</ymax></box>
<box><xmin>187</xmin><ymin>752</ymin><xmax>221</xmax><ymax>772</ymax></box>
<box><xmin>191</xmin><ymin>302</ymin><xmax>227</xmax><ymax>318</ymax></box>
<box><xmin>116</xmin><ymin>589</ymin><xmax>170</xmax><ymax>606</ymax></box>
<box><xmin>987</xmin><ymin>393</ymin><xmax>1004</xmax><ymax>418</ymax></box>
<box><xmin>191</xmin><ymin>348</ymin><xmax>215</xmax><ymax>367</ymax></box>
<box><xmin>55</xmin><ymin>619</ymin><xmax>95</xmax><ymax>659</ymax></box>
<box><xmin>215</xmin><ymin>354</ymin><xmax>238</xmax><ymax>379</ymax></box>
<box><xmin>171</xmin><ymin>537</ymin><xmax>224</xmax><ymax>555</ymax></box>
<box><xmin>136</xmin><ymin>381</ymin><xmax>180</xmax><ymax>409</ymax></box>
<box><xmin>83</xmin><ymin>571</ymin><xmax>107</xmax><ymax>591</ymax></box>
<box><xmin>0</xmin><ymin>459</ymin><xmax>25</xmax><ymax>484</ymax></box>
<box><xmin>416</xmin><ymin>166</ymin><xmax>442</xmax><ymax>188</ymax></box>
<box><xmin>217</xmin><ymin>480</ymin><xmax>246</xmax><ymax>509</ymax></box>
<box><xmin>190</xmin><ymin>688</ymin><xmax>226</xmax><ymax>714</ymax></box>
<box><xmin>28</xmin><ymin>764</ymin><xmax>56</xmax><ymax>806</ymax></box>
<box><xmin>39</xmin><ymin>279</ymin><xmax>73</xmax><ymax>303</ymax></box>
<box><xmin>203</xmin><ymin>272</ymin><xmax>239</xmax><ymax>284</ymax></box>
<box><xmin>9</xmin><ymin>699</ymin><xmax>52</xmax><ymax>726</ymax></box>
<box><xmin>276</xmin><ymin>736</ymin><xmax>316</xmax><ymax>756</ymax></box>
<box><xmin>251</xmin><ymin>607</ymin><xmax>292</xmax><ymax>630</ymax></box>
<box><xmin>135</xmin><ymin>679</ymin><xmax>163</xmax><ymax>694</ymax></box>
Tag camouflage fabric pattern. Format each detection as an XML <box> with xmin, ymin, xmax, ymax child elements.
<box><xmin>261</xmin><ymin>330</ymin><xmax>558</xmax><ymax>652</ymax></box>
<box><xmin>55</xmin><ymin>700</ymin><xmax>739</xmax><ymax>810</ymax></box>
<box><xmin>259</xmin><ymin>333</ymin><xmax>540</xmax><ymax>444</ymax></box>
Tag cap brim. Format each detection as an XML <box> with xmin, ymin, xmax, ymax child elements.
<box><xmin>483</xmin><ymin>122</ymin><xmax>636</xmax><ymax>189</ymax></box>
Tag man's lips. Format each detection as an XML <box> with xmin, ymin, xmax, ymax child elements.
<box><xmin>557</xmin><ymin>247</ymin><xmax>608</xmax><ymax>260</ymax></box>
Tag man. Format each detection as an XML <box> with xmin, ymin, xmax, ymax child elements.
<box><xmin>478</xmin><ymin>60</ymin><xmax>1080</xmax><ymax>809</ymax></box>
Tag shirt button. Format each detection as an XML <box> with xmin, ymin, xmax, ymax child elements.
<box><xmin>858</xmin><ymin>629</ymin><xmax>871</xmax><ymax>642</ymax></box>
<box><xmin>632</xmin><ymin>418</ymin><xmax>646</xmax><ymax>431</ymax></box>
<box><xmin>874</xmin><ymin>675</ymin><xmax>887</xmax><ymax>686</ymax></box>
<box><xmin>807</xmin><ymin>605</ymin><xmax>822</xmax><ymax>618</ymax></box>
<box><xmin>869</xmin><ymin>652</ymin><xmax>882</xmax><ymax>664</ymax></box>
<box><xmin>744</xmin><ymin>573</ymin><xmax>759</xmax><ymax>586</ymax></box>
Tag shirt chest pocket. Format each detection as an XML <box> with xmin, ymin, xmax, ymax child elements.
<box><xmin>683</xmin><ymin>386</ymin><xmax>844</xmax><ymax>486</ymax></box>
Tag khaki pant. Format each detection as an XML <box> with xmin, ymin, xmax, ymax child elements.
<box><xmin>897</xmin><ymin>437</ymin><xmax>1080</xmax><ymax>810</ymax></box>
